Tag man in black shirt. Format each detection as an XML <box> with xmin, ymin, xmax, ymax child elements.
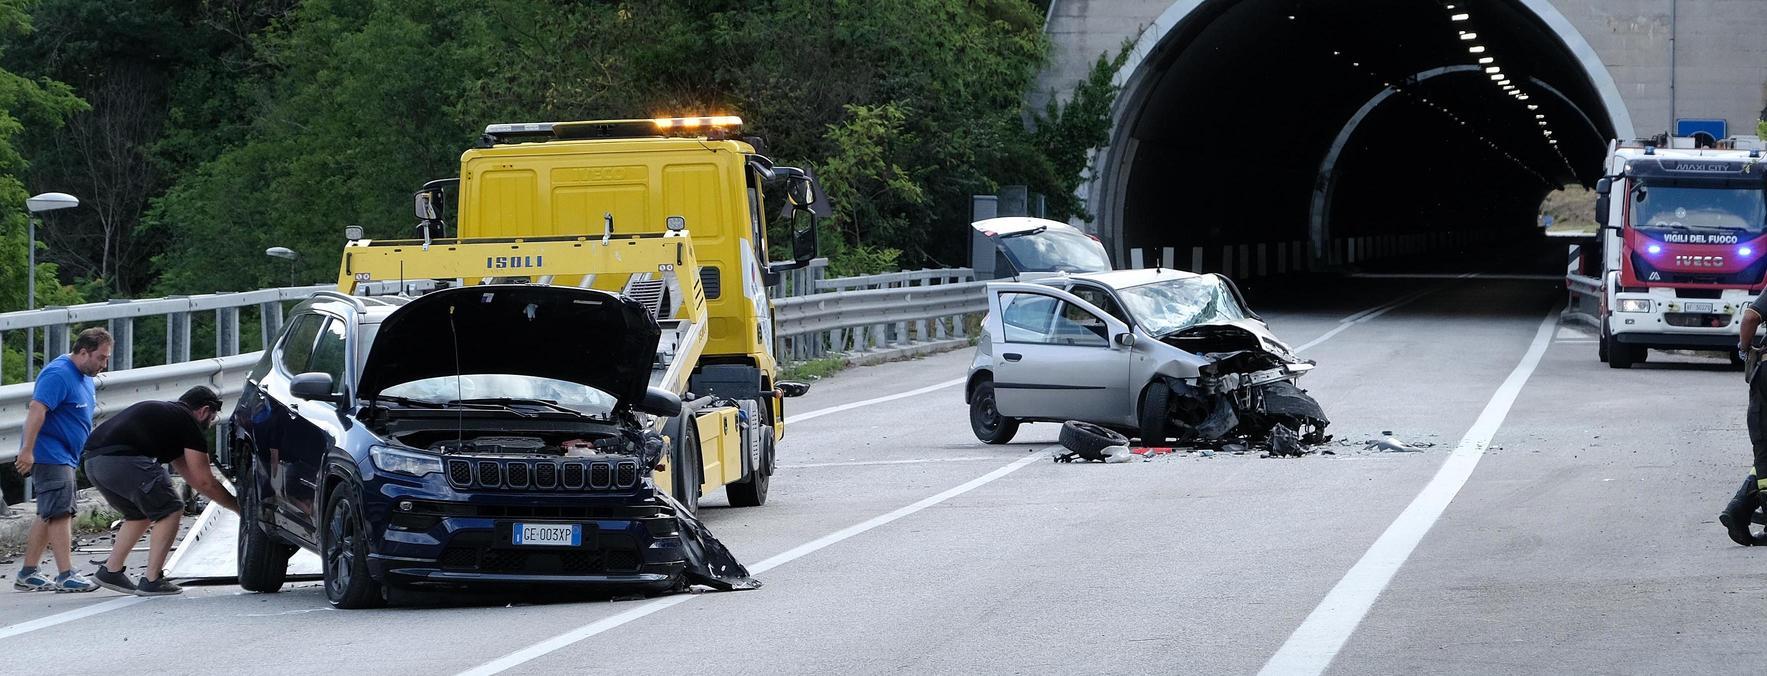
<box><xmin>83</xmin><ymin>386</ymin><xmax>239</xmax><ymax>595</ymax></box>
<box><xmin>1723</xmin><ymin>293</ymin><xmax>1767</xmax><ymax>545</ymax></box>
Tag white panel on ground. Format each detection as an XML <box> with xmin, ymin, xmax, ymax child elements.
<box><xmin>165</xmin><ymin>499</ymin><xmax>323</xmax><ymax>580</ymax></box>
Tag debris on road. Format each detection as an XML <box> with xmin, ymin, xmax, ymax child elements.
<box><xmin>1365</xmin><ymin>431</ymin><xmax>1436</xmax><ymax>453</ymax></box>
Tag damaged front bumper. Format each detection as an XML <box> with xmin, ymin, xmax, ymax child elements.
<box><xmin>360</xmin><ymin>476</ymin><xmax>757</xmax><ymax>593</ymax></box>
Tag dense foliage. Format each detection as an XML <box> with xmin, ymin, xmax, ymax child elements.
<box><xmin>2</xmin><ymin>0</ymin><xmax>1125</xmax><ymax>303</ymax></box>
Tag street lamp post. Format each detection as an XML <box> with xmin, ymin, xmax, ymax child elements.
<box><xmin>23</xmin><ymin>192</ymin><xmax>78</xmax><ymax>379</ymax></box>
<box><xmin>265</xmin><ymin>246</ymin><xmax>298</xmax><ymax>287</ymax></box>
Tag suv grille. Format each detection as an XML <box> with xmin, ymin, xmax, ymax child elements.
<box><xmin>534</xmin><ymin>463</ymin><xmax>556</xmax><ymax>488</ymax></box>
<box><xmin>446</xmin><ymin>458</ymin><xmax>642</xmax><ymax>492</ymax></box>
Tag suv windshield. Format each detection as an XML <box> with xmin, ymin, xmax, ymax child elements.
<box><xmin>1632</xmin><ymin>185</ymin><xmax>1767</xmax><ymax>237</ymax></box>
<box><xmin>998</xmin><ymin>228</ymin><xmax>1112</xmax><ymax>273</ymax></box>
<box><xmin>1116</xmin><ymin>277</ymin><xmax>1246</xmax><ymax>337</ymax></box>
<box><xmin>381</xmin><ymin>375</ymin><xmax>618</xmax><ymax>415</ymax></box>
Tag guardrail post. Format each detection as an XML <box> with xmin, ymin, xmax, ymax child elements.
<box><xmin>109</xmin><ymin>317</ymin><xmax>133</xmax><ymax>371</ymax></box>
<box><xmin>46</xmin><ymin>323</ymin><xmax>69</xmax><ymax>361</ymax></box>
<box><xmin>216</xmin><ymin>307</ymin><xmax>239</xmax><ymax>357</ymax></box>
<box><xmin>167</xmin><ymin>311</ymin><xmax>191</xmax><ymax>364</ymax></box>
<box><xmin>260</xmin><ymin>301</ymin><xmax>284</xmax><ymax>349</ymax></box>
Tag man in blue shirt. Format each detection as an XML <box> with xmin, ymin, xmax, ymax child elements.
<box><xmin>12</xmin><ymin>328</ymin><xmax>112</xmax><ymax>592</ymax></box>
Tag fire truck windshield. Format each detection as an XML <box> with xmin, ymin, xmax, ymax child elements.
<box><xmin>1631</xmin><ymin>185</ymin><xmax>1767</xmax><ymax>235</ymax></box>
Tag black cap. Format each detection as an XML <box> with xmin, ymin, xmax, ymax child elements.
<box><xmin>179</xmin><ymin>386</ymin><xmax>223</xmax><ymax>411</ymax></box>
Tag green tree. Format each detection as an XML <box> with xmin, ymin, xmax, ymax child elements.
<box><xmin>0</xmin><ymin>0</ymin><xmax>87</xmax><ymax>381</ymax></box>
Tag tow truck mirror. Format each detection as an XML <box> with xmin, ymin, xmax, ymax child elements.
<box><xmin>1593</xmin><ymin>178</ymin><xmax>1612</xmax><ymax>228</ymax></box>
<box><xmin>415</xmin><ymin>190</ymin><xmax>440</xmax><ymax>220</ymax></box>
<box><xmin>786</xmin><ymin>175</ymin><xmax>815</xmax><ymax>207</ymax></box>
<box><xmin>792</xmin><ymin>215</ymin><xmax>818</xmax><ymax>263</ymax></box>
<box><xmin>638</xmin><ymin>387</ymin><xmax>683</xmax><ymax>417</ymax></box>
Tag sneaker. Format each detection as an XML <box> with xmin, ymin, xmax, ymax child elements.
<box><xmin>93</xmin><ymin>566</ymin><xmax>136</xmax><ymax>594</ymax></box>
<box><xmin>133</xmin><ymin>574</ymin><xmax>182</xmax><ymax>596</ymax></box>
<box><xmin>51</xmin><ymin>571</ymin><xmax>99</xmax><ymax>593</ymax></box>
<box><xmin>12</xmin><ymin>569</ymin><xmax>52</xmax><ymax>592</ymax></box>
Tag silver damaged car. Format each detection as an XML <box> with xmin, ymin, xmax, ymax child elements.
<box><xmin>965</xmin><ymin>269</ymin><xmax>1329</xmax><ymax>448</ymax></box>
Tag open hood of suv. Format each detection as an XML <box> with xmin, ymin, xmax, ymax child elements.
<box><xmin>358</xmin><ymin>285</ymin><xmax>660</xmax><ymax>406</ymax></box>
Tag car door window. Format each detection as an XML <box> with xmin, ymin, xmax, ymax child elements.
<box><xmin>1069</xmin><ymin>285</ymin><xmax>1128</xmax><ymax>323</ymax></box>
<box><xmin>1051</xmin><ymin>302</ymin><xmax>1110</xmax><ymax>346</ymax></box>
<box><xmin>999</xmin><ymin>292</ymin><xmax>1109</xmax><ymax>347</ymax></box>
<box><xmin>999</xmin><ymin>293</ymin><xmax>1058</xmax><ymax>343</ymax></box>
<box><xmin>307</xmin><ymin>318</ymin><xmax>349</xmax><ymax>395</ymax></box>
<box><xmin>276</xmin><ymin>314</ymin><xmax>324</xmax><ymax>376</ymax></box>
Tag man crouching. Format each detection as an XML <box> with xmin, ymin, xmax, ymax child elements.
<box><xmin>83</xmin><ymin>386</ymin><xmax>239</xmax><ymax>595</ymax></box>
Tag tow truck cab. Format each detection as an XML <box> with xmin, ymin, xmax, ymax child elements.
<box><xmin>1588</xmin><ymin>137</ymin><xmax>1767</xmax><ymax>368</ymax></box>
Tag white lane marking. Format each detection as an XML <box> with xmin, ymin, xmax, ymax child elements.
<box><xmin>1258</xmin><ymin>305</ymin><xmax>1560</xmax><ymax>676</ymax></box>
<box><xmin>0</xmin><ymin>596</ymin><xmax>151</xmax><ymax>641</ymax></box>
<box><xmin>779</xmin><ymin>456</ymin><xmax>999</xmax><ymax>469</ymax></box>
<box><xmin>1293</xmin><ymin>284</ymin><xmax>1445</xmax><ymax>354</ymax></box>
<box><xmin>790</xmin><ymin>377</ymin><xmax>965</xmax><ymax>423</ymax></box>
<box><xmin>459</xmin><ymin>452</ymin><xmax>1046</xmax><ymax>676</ymax></box>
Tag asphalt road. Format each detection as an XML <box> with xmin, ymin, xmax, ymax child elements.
<box><xmin>3</xmin><ymin>266</ymin><xmax>1763</xmax><ymax>675</ymax></box>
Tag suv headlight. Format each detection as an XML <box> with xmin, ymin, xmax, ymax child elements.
<box><xmin>1617</xmin><ymin>298</ymin><xmax>1652</xmax><ymax>313</ymax></box>
<box><xmin>370</xmin><ymin>445</ymin><xmax>442</xmax><ymax>477</ymax></box>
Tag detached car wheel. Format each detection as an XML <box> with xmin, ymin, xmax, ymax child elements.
<box><xmin>1060</xmin><ymin>420</ymin><xmax>1129</xmax><ymax>458</ymax></box>
<box><xmin>969</xmin><ymin>381</ymin><xmax>1019</xmax><ymax>444</ymax></box>
<box><xmin>236</xmin><ymin>451</ymin><xmax>292</xmax><ymax>593</ymax></box>
<box><xmin>322</xmin><ymin>484</ymin><xmax>385</xmax><ymax>609</ymax></box>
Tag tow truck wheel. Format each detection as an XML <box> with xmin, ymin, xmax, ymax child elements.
<box><xmin>322</xmin><ymin>484</ymin><xmax>385</xmax><ymax>609</ymax></box>
<box><xmin>727</xmin><ymin>432</ymin><xmax>772</xmax><ymax>508</ymax></box>
<box><xmin>1608</xmin><ymin>341</ymin><xmax>1636</xmax><ymax>369</ymax></box>
<box><xmin>672</xmin><ymin>420</ymin><xmax>701</xmax><ymax>515</ymax></box>
<box><xmin>237</xmin><ymin>451</ymin><xmax>292</xmax><ymax>593</ymax></box>
<box><xmin>969</xmin><ymin>380</ymin><xmax>1020</xmax><ymax>444</ymax></box>
<box><xmin>1597</xmin><ymin>327</ymin><xmax>1609</xmax><ymax>363</ymax></box>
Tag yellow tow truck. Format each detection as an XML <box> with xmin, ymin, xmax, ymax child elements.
<box><xmin>335</xmin><ymin>116</ymin><xmax>825</xmax><ymax>511</ymax></box>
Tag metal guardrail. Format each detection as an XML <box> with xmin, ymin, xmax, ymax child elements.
<box><xmin>1</xmin><ymin>269</ymin><xmax>987</xmax><ymax>462</ymax></box>
<box><xmin>1</xmin><ymin>284</ymin><xmax>331</xmax><ymax>380</ymax></box>
<box><xmin>1</xmin><ymin>354</ymin><xmax>258</xmax><ymax>463</ymax></box>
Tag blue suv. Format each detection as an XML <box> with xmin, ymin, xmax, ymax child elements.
<box><xmin>226</xmin><ymin>285</ymin><xmax>733</xmax><ymax>608</ymax></box>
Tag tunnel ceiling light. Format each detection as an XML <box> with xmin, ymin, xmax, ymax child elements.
<box><xmin>1485</xmin><ymin>66</ymin><xmax>1501</xmax><ymax>74</ymax></box>
<box><xmin>1499</xmin><ymin>79</ymin><xmax>1512</xmax><ymax>85</ymax></box>
<box><xmin>1479</xmin><ymin>57</ymin><xmax>1494</xmax><ymax>64</ymax></box>
<box><xmin>1490</xmin><ymin>73</ymin><xmax>1504</xmax><ymax>80</ymax></box>
<box><xmin>1518</xmin><ymin>95</ymin><xmax>1530</xmax><ymax>100</ymax></box>
<box><xmin>1535</xmin><ymin>114</ymin><xmax>1545</xmax><ymax>119</ymax></box>
<box><xmin>1460</xmin><ymin>32</ymin><xmax>1478</xmax><ymax>40</ymax></box>
<box><xmin>1451</xmin><ymin>13</ymin><xmax>1470</xmax><ymax>21</ymax></box>
<box><xmin>1469</xmin><ymin>45</ymin><xmax>1486</xmax><ymax>53</ymax></box>
<box><xmin>1527</xmin><ymin>104</ymin><xmax>1539</xmax><ymax>110</ymax></box>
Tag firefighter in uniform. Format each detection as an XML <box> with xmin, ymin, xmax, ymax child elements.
<box><xmin>1722</xmin><ymin>294</ymin><xmax>1767</xmax><ymax>545</ymax></box>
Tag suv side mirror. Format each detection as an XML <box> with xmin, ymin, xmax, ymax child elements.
<box><xmin>290</xmin><ymin>372</ymin><xmax>340</xmax><ymax>403</ymax></box>
<box><xmin>777</xmin><ymin>381</ymin><xmax>811</xmax><ymax>398</ymax></box>
<box><xmin>638</xmin><ymin>386</ymin><xmax>683</xmax><ymax>417</ymax></box>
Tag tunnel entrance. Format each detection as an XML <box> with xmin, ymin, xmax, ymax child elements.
<box><xmin>1089</xmin><ymin>0</ymin><xmax>1629</xmax><ymax>271</ymax></box>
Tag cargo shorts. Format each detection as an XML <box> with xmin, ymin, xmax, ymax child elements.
<box><xmin>84</xmin><ymin>454</ymin><xmax>183</xmax><ymax>522</ymax></box>
<box><xmin>29</xmin><ymin>463</ymin><xmax>77</xmax><ymax>519</ymax></box>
